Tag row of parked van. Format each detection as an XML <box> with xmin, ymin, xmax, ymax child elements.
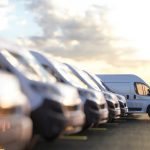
<box><xmin>0</xmin><ymin>48</ymin><xmax>128</xmax><ymax>150</ymax></box>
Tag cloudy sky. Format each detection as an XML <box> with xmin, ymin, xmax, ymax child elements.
<box><xmin>1</xmin><ymin>0</ymin><xmax>150</xmax><ymax>83</ymax></box>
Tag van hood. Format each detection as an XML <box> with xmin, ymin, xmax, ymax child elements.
<box><xmin>115</xmin><ymin>94</ymin><xmax>127</xmax><ymax>103</ymax></box>
<box><xmin>102</xmin><ymin>91</ymin><xmax>119</xmax><ymax>104</ymax></box>
<box><xmin>78</xmin><ymin>88</ymin><xmax>104</xmax><ymax>105</ymax></box>
<box><xmin>30</xmin><ymin>80</ymin><xmax>81</xmax><ymax>106</ymax></box>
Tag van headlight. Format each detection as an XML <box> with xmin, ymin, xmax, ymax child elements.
<box><xmin>119</xmin><ymin>101</ymin><xmax>124</xmax><ymax>108</ymax></box>
<box><xmin>0</xmin><ymin>106</ymin><xmax>21</xmax><ymax>115</ymax></box>
<box><xmin>0</xmin><ymin>95</ymin><xmax>27</xmax><ymax>113</ymax></box>
<box><xmin>104</xmin><ymin>93</ymin><xmax>112</xmax><ymax>100</ymax></box>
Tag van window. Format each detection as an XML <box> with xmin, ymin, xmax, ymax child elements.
<box><xmin>134</xmin><ymin>82</ymin><xmax>150</xmax><ymax>96</ymax></box>
<box><xmin>2</xmin><ymin>51</ymin><xmax>40</xmax><ymax>81</ymax></box>
<box><xmin>54</xmin><ymin>62</ymin><xmax>88</xmax><ymax>89</ymax></box>
<box><xmin>76</xmin><ymin>70</ymin><xmax>100</xmax><ymax>91</ymax></box>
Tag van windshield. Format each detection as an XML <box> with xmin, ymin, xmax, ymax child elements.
<box><xmin>90</xmin><ymin>73</ymin><xmax>107</xmax><ymax>91</ymax></box>
<box><xmin>53</xmin><ymin>61</ymin><xmax>88</xmax><ymax>89</ymax></box>
<box><xmin>2</xmin><ymin>50</ymin><xmax>56</xmax><ymax>83</ymax></box>
<box><xmin>76</xmin><ymin>69</ymin><xmax>100</xmax><ymax>91</ymax></box>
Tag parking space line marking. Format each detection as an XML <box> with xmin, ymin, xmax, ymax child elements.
<box><xmin>89</xmin><ymin>128</ymin><xmax>107</xmax><ymax>131</ymax></box>
<box><xmin>115</xmin><ymin>119</ymin><xmax>127</xmax><ymax>122</ymax></box>
<box><xmin>106</xmin><ymin>123</ymin><xmax>119</xmax><ymax>125</ymax></box>
<box><xmin>60</xmin><ymin>135</ymin><xmax>88</xmax><ymax>141</ymax></box>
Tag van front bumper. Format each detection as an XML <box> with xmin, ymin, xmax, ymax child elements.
<box><xmin>119</xmin><ymin>101</ymin><xmax>128</xmax><ymax>116</ymax></box>
<box><xmin>99</xmin><ymin>108</ymin><xmax>109</xmax><ymax>124</ymax></box>
<box><xmin>109</xmin><ymin>108</ymin><xmax>121</xmax><ymax>119</ymax></box>
<box><xmin>64</xmin><ymin>110</ymin><xmax>85</xmax><ymax>134</ymax></box>
<box><xmin>0</xmin><ymin>114</ymin><xmax>32</xmax><ymax>150</ymax></box>
<box><xmin>120</xmin><ymin>107</ymin><xmax>128</xmax><ymax>116</ymax></box>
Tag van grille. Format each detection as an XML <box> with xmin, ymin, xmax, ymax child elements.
<box><xmin>119</xmin><ymin>102</ymin><xmax>127</xmax><ymax>108</ymax></box>
<box><xmin>107</xmin><ymin>101</ymin><xmax>114</xmax><ymax>109</ymax></box>
<box><xmin>0</xmin><ymin>107</ymin><xmax>18</xmax><ymax>115</ymax></box>
<box><xmin>115</xmin><ymin>103</ymin><xmax>119</xmax><ymax>108</ymax></box>
<box><xmin>100</xmin><ymin>104</ymin><xmax>105</xmax><ymax>109</ymax></box>
<box><xmin>124</xmin><ymin>103</ymin><xmax>126</xmax><ymax>107</ymax></box>
<box><xmin>119</xmin><ymin>101</ymin><xmax>124</xmax><ymax>108</ymax></box>
<box><xmin>64</xmin><ymin>105</ymin><xmax>79</xmax><ymax>111</ymax></box>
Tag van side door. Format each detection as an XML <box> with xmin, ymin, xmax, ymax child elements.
<box><xmin>129</xmin><ymin>82</ymin><xmax>150</xmax><ymax>112</ymax></box>
<box><xmin>103</xmin><ymin>82</ymin><xmax>144</xmax><ymax>113</ymax></box>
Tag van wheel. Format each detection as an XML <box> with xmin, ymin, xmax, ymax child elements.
<box><xmin>108</xmin><ymin>116</ymin><xmax>114</xmax><ymax>123</ymax></box>
<box><xmin>82</xmin><ymin>123</ymin><xmax>93</xmax><ymax>131</ymax></box>
<box><xmin>146</xmin><ymin>106</ymin><xmax>150</xmax><ymax>117</ymax></box>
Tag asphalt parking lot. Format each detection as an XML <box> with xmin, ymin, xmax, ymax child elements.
<box><xmin>29</xmin><ymin>114</ymin><xmax>150</xmax><ymax>150</ymax></box>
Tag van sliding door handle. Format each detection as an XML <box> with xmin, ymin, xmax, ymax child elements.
<box><xmin>126</xmin><ymin>95</ymin><xmax>129</xmax><ymax>99</ymax></box>
<box><xmin>134</xmin><ymin>95</ymin><xmax>136</xmax><ymax>99</ymax></box>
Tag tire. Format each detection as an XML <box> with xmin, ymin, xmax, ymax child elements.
<box><xmin>147</xmin><ymin>106</ymin><xmax>150</xmax><ymax>117</ymax></box>
<box><xmin>30</xmin><ymin>100</ymin><xmax>67</xmax><ymax>141</ymax></box>
<box><xmin>108</xmin><ymin>117</ymin><xmax>114</xmax><ymax>123</ymax></box>
<box><xmin>82</xmin><ymin>122</ymin><xmax>93</xmax><ymax>131</ymax></box>
<box><xmin>107</xmin><ymin>112</ymin><xmax>114</xmax><ymax>123</ymax></box>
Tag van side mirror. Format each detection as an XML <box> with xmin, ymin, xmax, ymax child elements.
<box><xmin>126</xmin><ymin>95</ymin><xmax>129</xmax><ymax>99</ymax></box>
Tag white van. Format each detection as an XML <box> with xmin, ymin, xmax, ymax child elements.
<box><xmin>0</xmin><ymin>48</ymin><xmax>85</xmax><ymax>140</ymax></box>
<box><xmin>0</xmin><ymin>71</ymin><xmax>32</xmax><ymax>150</ymax></box>
<box><xmin>97</xmin><ymin>74</ymin><xmax>150</xmax><ymax>116</ymax></box>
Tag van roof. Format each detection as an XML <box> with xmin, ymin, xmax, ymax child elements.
<box><xmin>0</xmin><ymin>42</ymin><xmax>31</xmax><ymax>56</ymax></box>
<box><xmin>97</xmin><ymin>74</ymin><xmax>146</xmax><ymax>83</ymax></box>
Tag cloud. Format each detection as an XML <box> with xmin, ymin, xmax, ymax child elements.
<box><xmin>0</xmin><ymin>0</ymin><xmax>9</xmax><ymax>6</ymax></box>
<box><xmin>0</xmin><ymin>0</ymin><xmax>15</xmax><ymax>31</ymax></box>
<box><xmin>22</xmin><ymin>0</ymin><xmax>137</xmax><ymax>63</ymax></box>
<box><xmin>10</xmin><ymin>0</ymin><xmax>149</xmax><ymax>83</ymax></box>
<box><xmin>19</xmin><ymin>19</ymin><xmax>28</xmax><ymax>26</ymax></box>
